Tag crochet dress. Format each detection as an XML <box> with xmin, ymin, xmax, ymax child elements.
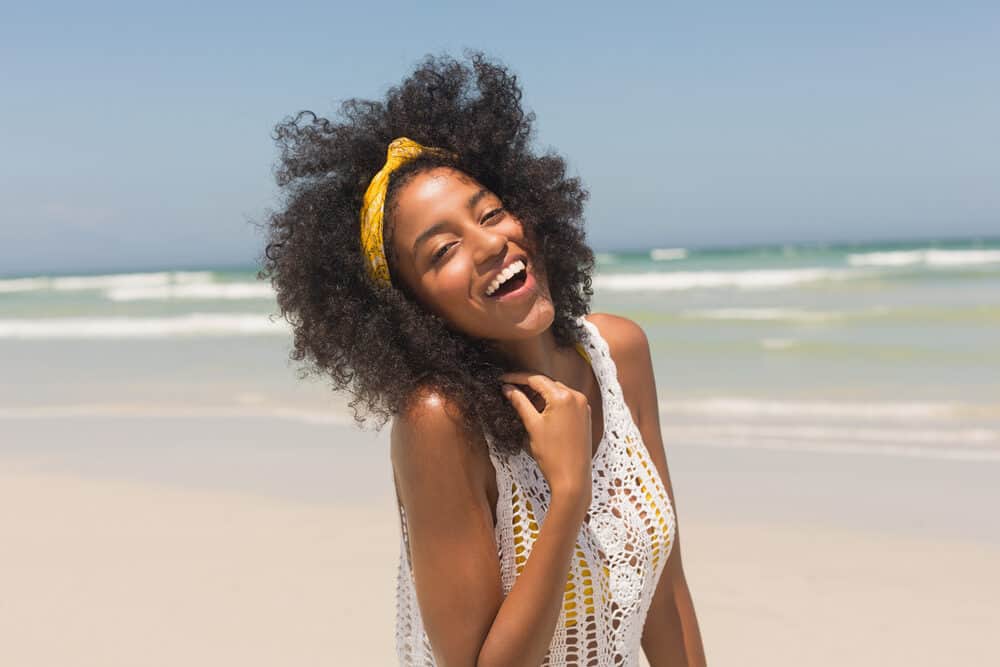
<box><xmin>393</xmin><ymin>316</ymin><xmax>677</xmax><ymax>666</ymax></box>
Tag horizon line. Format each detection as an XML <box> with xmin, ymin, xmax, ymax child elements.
<box><xmin>3</xmin><ymin>232</ymin><xmax>999</xmax><ymax>281</ymax></box>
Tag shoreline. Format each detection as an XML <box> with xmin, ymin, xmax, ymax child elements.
<box><xmin>3</xmin><ymin>415</ymin><xmax>998</xmax><ymax>542</ymax></box>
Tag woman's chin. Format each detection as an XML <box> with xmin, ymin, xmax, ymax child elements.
<box><xmin>496</xmin><ymin>296</ymin><xmax>556</xmax><ymax>338</ymax></box>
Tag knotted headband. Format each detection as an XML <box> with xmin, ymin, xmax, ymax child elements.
<box><xmin>361</xmin><ymin>139</ymin><xmax>590</xmax><ymax>363</ymax></box>
<box><xmin>359</xmin><ymin>137</ymin><xmax>456</xmax><ymax>287</ymax></box>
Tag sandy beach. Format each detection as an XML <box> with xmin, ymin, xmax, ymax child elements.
<box><xmin>3</xmin><ymin>415</ymin><xmax>997</xmax><ymax>666</ymax></box>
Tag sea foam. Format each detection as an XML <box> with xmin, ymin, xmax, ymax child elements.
<box><xmin>663</xmin><ymin>422</ymin><xmax>998</xmax><ymax>445</ymax></box>
<box><xmin>0</xmin><ymin>271</ymin><xmax>216</xmax><ymax>294</ymax></box>
<box><xmin>847</xmin><ymin>249</ymin><xmax>1000</xmax><ymax>267</ymax></box>
<box><xmin>105</xmin><ymin>282</ymin><xmax>274</xmax><ymax>301</ymax></box>
<box><xmin>0</xmin><ymin>402</ymin><xmax>354</xmax><ymax>425</ymax></box>
<box><xmin>0</xmin><ymin>313</ymin><xmax>289</xmax><ymax>339</ymax></box>
<box><xmin>593</xmin><ymin>267</ymin><xmax>865</xmax><ymax>291</ymax></box>
<box><xmin>649</xmin><ymin>248</ymin><xmax>688</xmax><ymax>261</ymax></box>
<box><xmin>680</xmin><ymin>308</ymin><xmax>845</xmax><ymax>322</ymax></box>
<box><xmin>656</xmin><ymin>399</ymin><xmax>1000</xmax><ymax>461</ymax></box>
<box><xmin>658</xmin><ymin>430</ymin><xmax>1000</xmax><ymax>462</ymax></box>
<box><xmin>658</xmin><ymin>397</ymin><xmax>984</xmax><ymax>421</ymax></box>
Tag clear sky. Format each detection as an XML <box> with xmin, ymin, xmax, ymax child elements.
<box><xmin>2</xmin><ymin>1</ymin><xmax>998</xmax><ymax>276</ymax></box>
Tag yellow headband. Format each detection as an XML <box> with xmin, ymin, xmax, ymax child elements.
<box><xmin>359</xmin><ymin>137</ymin><xmax>455</xmax><ymax>287</ymax></box>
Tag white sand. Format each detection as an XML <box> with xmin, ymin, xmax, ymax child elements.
<box><xmin>2</xmin><ymin>466</ymin><xmax>997</xmax><ymax>666</ymax></box>
<box><xmin>0</xmin><ymin>469</ymin><xmax>399</xmax><ymax>666</ymax></box>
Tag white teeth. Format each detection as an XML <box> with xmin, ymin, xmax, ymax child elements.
<box><xmin>485</xmin><ymin>259</ymin><xmax>526</xmax><ymax>296</ymax></box>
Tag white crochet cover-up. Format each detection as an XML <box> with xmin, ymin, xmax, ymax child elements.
<box><xmin>393</xmin><ymin>316</ymin><xmax>677</xmax><ymax>666</ymax></box>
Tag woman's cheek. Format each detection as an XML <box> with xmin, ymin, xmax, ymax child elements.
<box><xmin>438</xmin><ymin>261</ymin><xmax>475</xmax><ymax>302</ymax></box>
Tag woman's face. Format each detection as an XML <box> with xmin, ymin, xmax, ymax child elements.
<box><xmin>388</xmin><ymin>166</ymin><xmax>555</xmax><ymax>342</ymax></box>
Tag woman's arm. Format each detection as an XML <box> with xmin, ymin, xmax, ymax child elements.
<box><xmin>588</xmin><ymin>313</ymin><xmax>708</xmax><ymax>666</ymax></box>
<box><xmin>391</xmin><ymin>389</ymin><xmax>590</xmax><ymax>667</ymax></box>
<box><xmin>637</xmin><ymin>419</ymin><xmax>707</xmax><ymax>667</ymax></box>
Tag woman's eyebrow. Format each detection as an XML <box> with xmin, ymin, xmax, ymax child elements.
<box><xmin>467</xmin><ymin>187</ymin><xmax>489</xmax><ymax>210</ymax></box>
<box><xmin>412</xmin><ymin>221</ymin><xmax>450</xmax><ymax>253</ymax></box>
<box><xmin>412</xmin><ymin>188</ymin><xmax>492</xmax><ymax>253</ymax></box>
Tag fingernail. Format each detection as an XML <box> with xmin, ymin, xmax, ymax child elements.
<box><xmin>501</xmin><ymin>383</ymin><xmax>513</xmax><ymax>393</ymax></box>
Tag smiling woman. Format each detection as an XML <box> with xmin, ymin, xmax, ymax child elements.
<box><xmin>258</xmin><ymin>51</ymin><xmax>595</xmax><ymax>455</ymax></box>
<box><xmin>257</xmin><ymin>51</ymin><xmax>705</xmax><ymax>666</ymax></box>
<box><xmin>387</xmin><ymin>167</ymin><xmax>552</xmax><ymax>342</ymax></box>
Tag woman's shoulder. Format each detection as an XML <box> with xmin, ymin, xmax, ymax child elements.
<box><xmin>390</xmin><ymin>386</ymin><xmax>495</xmax><ymax>504</ymax></box>
<box><xmin>391</xmin><ymin>387</ymin><xmax>487</xmax><ymax>463</ymax></box>
<box><xmin>582</xmin><ymin>312</ymin><xmax>652</xmax><ymax>367</ymax></box>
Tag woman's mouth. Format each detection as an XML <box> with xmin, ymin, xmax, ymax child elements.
<box><xmin>485</xmin><ymin>260</ymin><xmax>532</xmax><ymax>301</ymax></box>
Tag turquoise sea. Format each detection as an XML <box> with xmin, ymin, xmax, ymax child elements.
<box><xmin>2</xmin><ymin>237</ymin><xmax>999</xmax><ymax>462</ymax></box>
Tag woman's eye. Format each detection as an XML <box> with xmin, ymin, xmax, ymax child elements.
<box><xmin>430</xmin><ymin>209</ymin><xmax>503</xmax><ymax>265</ymax></box>
<box><xmin>482</xmin><ymin>207</ymin><xmax>505</xmax><ymax>224</ymax></box>
<box><xmin>432</xmin><ymin>242</ymin><xmax>456</xmax><ymax>262</ymax></box>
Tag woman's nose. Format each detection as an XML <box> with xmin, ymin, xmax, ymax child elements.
<box><xmin>471</xmin><ymin>225</ymin><xmax>508</xmax><ymax>265</ymax></box>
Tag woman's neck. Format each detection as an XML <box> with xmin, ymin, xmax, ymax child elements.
<box><xmin>493</xmin><ymin>328</ymin><xmax>585</xmax><ymax>389</ymax></box>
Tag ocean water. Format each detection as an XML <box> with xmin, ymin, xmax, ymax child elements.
<box><xmin>2</xmin><ymin>238</ymin><xmax>999</xmax><ymax>462</ymax></box>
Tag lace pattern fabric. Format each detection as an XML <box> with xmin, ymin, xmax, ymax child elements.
<box><xmin>394</xmin><ymin>316</ymin><xmax>676</xmax><ymax>666</ymax></box>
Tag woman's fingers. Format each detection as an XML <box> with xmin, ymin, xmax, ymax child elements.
<box><xmin>499</xmin><ymin>371</ymin><xmax>564</xmax><ymax>404</ymax></box>
<box><xmin>501</xmin><ymin>383</ymin><xmax>540</xmax><ymax>425</ymax></box>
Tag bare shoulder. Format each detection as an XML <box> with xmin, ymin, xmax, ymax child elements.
<box><xmin>584</xmin><ymin>312</ymin><xmax>651</xmax><ymax>364</ymax></box>
<box><xmin>391</xmin><ymin>387</ymin><xmax>473</xmax><ymax>464</ymax></box>
<box><xmin>390</xmin><ymin>387</ymin><xmax>492</xmax><ymax>497</ymax></box>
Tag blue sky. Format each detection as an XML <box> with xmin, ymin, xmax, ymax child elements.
<box><xmin>2</xmin><ymin>1</ymin><xmax>998</xmax><ymax>276</ymax></box>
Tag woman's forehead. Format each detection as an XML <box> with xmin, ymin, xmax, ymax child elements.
<box><xmin>392</xmin><ymin>168</ymin><xmax>490</xmax><ymax>238</ymax></box>
<box><xmin>398</xmin><ymin>167</ymin><xmax>480</xmax><ymax>206</ymax></box>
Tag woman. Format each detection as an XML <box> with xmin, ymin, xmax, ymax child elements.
<box><xmin>259</xmin><ymin>52</ymin><xmax>706</xmax><ymax>666</ymax></box>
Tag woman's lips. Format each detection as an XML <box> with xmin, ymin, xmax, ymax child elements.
<box><xmin>490</xmin><ymin>264</ymin><xmax>534</xmax><ymax>302</ymax></box>
<box><xmin>483</xmin><ymin>255</ymin><xmax>527</xmax><ymax>297</ymax></box>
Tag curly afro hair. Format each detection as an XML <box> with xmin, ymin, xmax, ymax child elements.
<box><xmin>257</xmin><ymin>51</ymin><xmax>595</xmax><ymax>457</ymax></box>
